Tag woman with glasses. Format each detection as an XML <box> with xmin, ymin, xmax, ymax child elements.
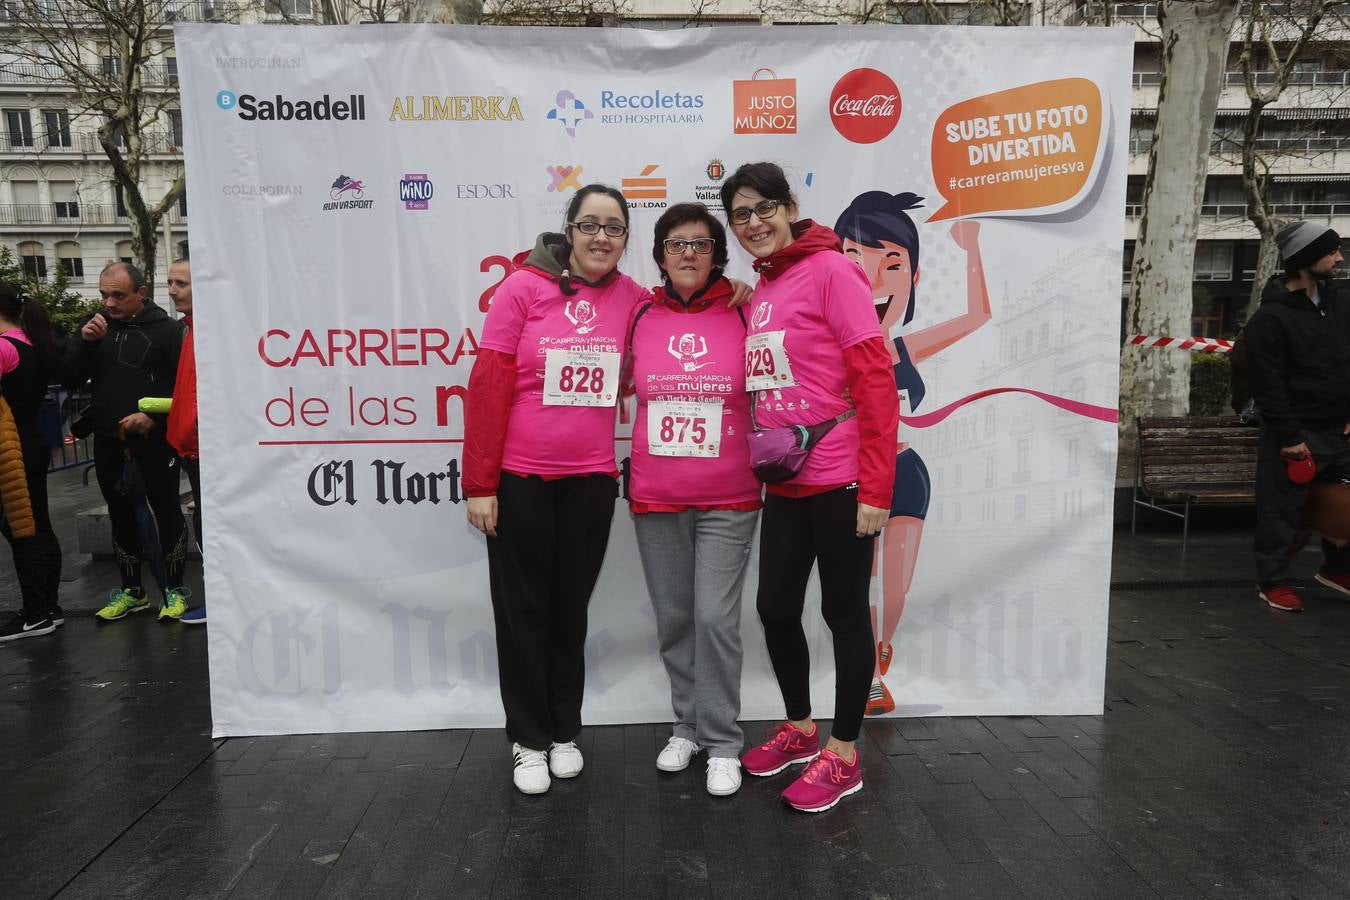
<box><xmin>463</xmin><ymin>184</ymin><xmax>650</xmax><ymax>796</ymax></box>
<box><xmin>721</xmin><ymin>162</ymin><xmax>899</xmax><ymax>813</ymax></box>
<box><xmin>627</xmin><ymin>203</ymin><xmax>761</xmax><ymax>797</ymax></box>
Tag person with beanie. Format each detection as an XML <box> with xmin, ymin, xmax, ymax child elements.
<box><xmin>1244</xmin><ymin>220</ymin><xmax>1350</xmax><ymax>611</ymax></box>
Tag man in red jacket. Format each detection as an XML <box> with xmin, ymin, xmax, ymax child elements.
<box><xmin>165</xmin><ymin>258</ymin><xmax>205</xmax><ymax>624</ymax></box>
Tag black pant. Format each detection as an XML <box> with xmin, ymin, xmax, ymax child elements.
<box><xmin>756</xmin><ymin>487</ymin><xmax>876</xmax><ymax>742</ymax></box>
<box><xmin>1</xmin><ymin>443</ymin><xmax>62</xmax><ymax>622</ymax></box>
<box><xmin>1254</xmin><ymin>424</ymin><xmax>1350</xmax><ymax>588</ymax></box>
<box><xmin>93</xmin><ymin>434</ymin><xmax>188</xmax><ymax>594</ymax></box>
<box><xmin>487</xmin><ymin>472</ymin><xmax>617</xmax><ymax>750</ymax></box>
<box><xmin>182</xmin><ymin>457</ymin><xmax>202</xmax><ymax>552</ymax></box>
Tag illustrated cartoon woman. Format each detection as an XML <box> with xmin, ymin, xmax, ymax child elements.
<box><xmin>669</xmin><ymin>332</ymin><xmax>710</xmax><ymax>372</ymax></box>
<box><xmin>833</xmin><ymin>191</ymin><xmax>990</xmax><ymax>716</ymax></box>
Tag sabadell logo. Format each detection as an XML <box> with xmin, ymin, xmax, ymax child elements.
<box><xmin>829</xmin><ymin>68</ymin><xmax>900</xmax><ymax>144</ymax></box>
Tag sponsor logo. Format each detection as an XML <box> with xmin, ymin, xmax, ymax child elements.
<box><xmin>217</xmin><ymin>90</ymin><xmax>366</xmax><ymax>122</ymax></box>
<box><xmin>547</xmin><ymin>164</ymin><xmax>584</xmax><ymax>192</ymax></box>
<box><xmin>547</xmin><ymin>89</ymin><xmax>593</xmax><ymax>137</ymax></box>
<box><xmin>215</xmin><ymin>56</ymin><xmax>301</xmax><ymax>70</ymax></box>
<box><xmin>221</xmin><ymin>184</ymin><xmax>303</xmax><ymax>197</ymax></box>
<box><xmin>456</xmin><ymin>183</ymin><xmax>514</xmax><ymax>199</ymax></box>
<box><xmin>323</xmin><ymin>174</ymin><xmax>373</xmax><ymax>212</ymax></box>
<box><xmin>751</xmin><ymin>301</ymin><xmax>772</xmax><ymax>329</ymax></box>
<box><xmin>388</xmin><ymin>95</ymin><xmax>523</xmax><ymax>122</ymax></box>
<box><xmin>733</xmin><ymin>68</ymin><xmax>796</xmax><ymax>135</ymax></box>
<box><xmin>829</xmin><ymin>68</ymin><xmax>901</xmax><ymax>144</ymax></box>
<box><xmin>308</xmin><ymin>459</ymin><xmax>466</xmax><ymax>507</ymax></box>
<box><xmin>693</xmin><ymin>158</ymin><xmax>726</xmax><ymax>203</ymax></box>
<box><xmin>598</xmin><ymin>88</ymin><xmax>705</xmax><ymax>126</ymax></box>
<box><xmin>621</xmin><ymin>164</ymin><xmax>667</xmax><ymax>209</ymax></box>
<box><xmin>400</xmin><ymin>174</ymin><xmax>433</xmax><ymax>210</ymax></box>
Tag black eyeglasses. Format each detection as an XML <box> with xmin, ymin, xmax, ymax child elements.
<box><xmin>570</xmin><ymin>221</ymin><xmax>628</xmax><ymax>237</ymax></box>
<box><xmin>662</xmin><ymin>238</ymin><xmax>715</xmax><ymax>256</ymax></box>
<box><xmin>727</xmin><ymin>199</ymin><xmax>781</xmax><ymax>226</ymax></box>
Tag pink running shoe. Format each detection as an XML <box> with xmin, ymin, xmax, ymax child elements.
<box><xmin>741</xmin><ymin>722</ymin><xmax>820</xmax><ymax>776</ymax></box>
<box><xmin>781</xmin><ymin>748</ymin><xmax>863</xmax><ymax>813</ymax></box>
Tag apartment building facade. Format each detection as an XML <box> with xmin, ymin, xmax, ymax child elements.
<box><xmin>2</xmin><ymin>0</ymin><xmax>1345</xmax><ymax>326</ymax></box>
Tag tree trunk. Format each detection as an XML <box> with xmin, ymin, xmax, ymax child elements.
<box><xmin>1243</xmin><ymin>230</ymin><xmax>1280</xmax><ymax>324</ymax></box>
<box><xmin>423</xmin><ymin>0</ymin><xmax>481</xmax><ymax>23</ymax></box>
<box><xmin>1119</xmin><ymin>0</ymin><xmax>1239</xmax><ymax>476</ymax></box>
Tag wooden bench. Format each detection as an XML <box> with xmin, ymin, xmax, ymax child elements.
<box><xmin>1132</xmin><ymin>416</ymin><xmax>1259</xmax><ymax>550</ymax></box>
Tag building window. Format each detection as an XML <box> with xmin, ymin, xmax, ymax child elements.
<box><xmin>178</xmin><ymin>191</ymin><xmax>188</xmax><ymax>217</ymax></box>
<box><xmin>1015</xmin><ymin>437</ymin><xmax>1030</xmax><ymax>483</ymax></box>
<box><xmin>53</xmin><ymin>200</ymin><xmax>79</xmax><ymax>220</ymax></box>
<box><xmin>1194</xmin><ymin>242</ymin><xmax>1234</xmax><ymax>282</ymax></box>
<box><xmin>20</xmin><ymin>250</ymin><xmax>47</xmax><ymax>280</ymax></box>
<box><xmin>166</xmin><ymin>56</ymin><xmax>178</xmax><ymax>84</ymax></box>
<box><xmin>114</xmin><ymin>183</ymin><xmax>128</xmax><ymax>218</ymax></box>
<box><xmin>3</xmin><ymin>108</ymin><xmax>33</xmax><ymax>148</ymax></box>
<box><xmin>42</xmin><ymin>109</ymin><xmax>71</xmax><ymax>148</ymax></box>
<box><xmin>984</xmin><ymin>454</ymin><xmax>996</xmax><ymax>488</ymax></box>
<box><xmin>177</xmin><ymin>239</ymin><xmax>189</xmax><ymax>259</ymax></box>
<box><xmin>101</xmin><ymin>56</ymin><xmax>121</xmax><ymax>77</ymax></box>
<box><xmin>115</xmin><ymin>240</ymin><xmax>134</xmax><ymax>266</ymax></box>
<box><xmin>56</xmin><ymin>242</ymin><xmax>84</xmax><ymax>283</ymax></box>
<box><xmin>169</xmin><ymin>109</ymin><xmax>183</xmax><ymax>147</ymax></box>
<box><xmin>266</xmin><ymin>0</ymin><xmax>313</xmax><ymax>15</ymax></box>
<box><xmin>1067</xmin><ymin>438</ymin><xmax>1081</xmax><ymax>476</ymax></box>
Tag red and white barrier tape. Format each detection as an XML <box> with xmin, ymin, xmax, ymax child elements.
<box><xmin>1126</xmin><ymin>334</ymin><xmax>1233</xmax><ymax>353</ymax></box>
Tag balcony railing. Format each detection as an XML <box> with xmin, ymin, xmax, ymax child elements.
<box><xmin>0</xmin><ymin>62</ymin><xmax>178</xmax><ymax>86</ymax></box>
<box><xmin>0</xmin><ymin>1</ymin><xmax>240</xmax><ymax>25</ymax></box>
<box><xmin>1128</xmin><ymin>134</ymin><xmax>1350</xmax><ymax>155</ymax></box>
<box><xmin>0</xmin><ymin>130</ymin><xmax>181</xmax><ymax>154</ymax></box>
<box><xmin>0</xmin><ymin>203</ymin><xmax>186</xmax><ymax>226</ymax></box>
<box><xmin>1123</xmin><ymin>201</ymin><xmax>1350</xmax><ymax>219</ymax></box>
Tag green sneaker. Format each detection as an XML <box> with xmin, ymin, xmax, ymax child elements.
<box><xmin>159</xmin><ymin>588</ymin><xmax>191</xmax><ymax>621</ymax></box>
<box><xmin>95</xmin><ymin>588</ymin><xmax>149</xmax><ymax>621</ymax></box>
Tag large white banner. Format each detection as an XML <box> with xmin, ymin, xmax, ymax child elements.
<box><xmin>176</xmin><ymin>24</ymin><xmax>1131</xmax><ymax>737</ymax></box>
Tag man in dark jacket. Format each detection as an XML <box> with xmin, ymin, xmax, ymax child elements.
<box><xmin>75</xmin><ymin>262</ymin><xmax>191</xmax><ymax>621</ymax></box>
<box><xmin>1245</xmin><ymin>221</ymin><xmax>1350</xmax><ymax>611</ymax></box>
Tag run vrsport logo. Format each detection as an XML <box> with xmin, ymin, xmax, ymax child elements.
<box><xmin>216</xmin><ymin>90</ymin><xmax>366</xmax><ymax>122</ymax></box>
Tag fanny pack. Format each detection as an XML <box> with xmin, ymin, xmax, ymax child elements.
<box><xmin>747</xmin><ymin>405</ymin><xmax>856</xmax><ymax>484</ymax></box>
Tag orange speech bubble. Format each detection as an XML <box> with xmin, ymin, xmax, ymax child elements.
<box><xmin>929</xmin><ymin>78</ymin><xmax>1103</xmax><ymax>222</ymax></box>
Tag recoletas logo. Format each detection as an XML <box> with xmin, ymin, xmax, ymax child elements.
<box><xmin>216</xmin><ymin>90</ymin><xmax>366</xmax><ymax>122</ymax></box>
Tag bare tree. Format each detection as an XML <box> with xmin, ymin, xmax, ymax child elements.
<box><xmin>1232</xmin><ymin>0</ymin><xmax>1335</xmax><ymax>324</ymax></box>
<box><xmin>1121</xmin><ymin>0</ymin><xmax>1240</xmax><ymax>460</ymax></box>
<box><xmin>0</xmin><ymin>0</ymin><xmax>193</xmax><ymax>292</ymax></box>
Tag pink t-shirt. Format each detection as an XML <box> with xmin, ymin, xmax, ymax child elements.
<box><xmin>745</xmin><ymin>250</ymin><xmax>880</xmax><ymax>486</ymax></box>
<box><xmin>630</xmin><ymin>300</ymin><xmax>760</xmax><ymax>507</ymax></box>
<box><xmin>480</xmin><ymin>268</ymin><xmax>651</xmax><ymax>477</ymax></box>
<box><xmin>0</xmin><ymin>328</ymin><xmax>30</xmax><ymax>376</ymax></box>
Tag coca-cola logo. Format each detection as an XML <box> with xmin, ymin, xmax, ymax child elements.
<box><xmin>829</xmin><ymin>68</ymin><xmax>901</xmax><ymax>144</ymax></box>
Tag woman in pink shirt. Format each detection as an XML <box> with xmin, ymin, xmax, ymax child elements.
<box><xmin>0</xmin><ymin>281</ymin><xmax>63</xmax><ymax>643</ymax></box>
<box><xmin>722</xmin><ymin>163</ymin><xmax>900</xmax><ymax>812</ymax></box>
<box><xmin>628</xmin><ymin>203</ymin><xmax>761</xmax><ymax>798</ymax></box>
<box><xmin>463</xmin><ymin>185</ymin><xmax>651</xmax><ymax>796</ymax></box>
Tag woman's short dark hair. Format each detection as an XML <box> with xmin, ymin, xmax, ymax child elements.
<box><xmin>834</xmin><ymin>191</ymin><xmax>923</xmax><ymax>325</ymax></box>
<box><xmin>651</xmin><ymin>203</ymin><xmax>729</xmax><ymax>272</ymax></box>
<box><xmin>564</xmin><ymin>183</ymin><xmax>630</xmax><ymax>232</ymax></box>
<box><xmin>719</xmin><ymin>162</ymin><xmax>796</xmax><ymax>216</ymax></box>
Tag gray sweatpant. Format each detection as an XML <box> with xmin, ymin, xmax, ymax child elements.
<box><xmin>633</xmin><ymin>508</ymin><xmax>758</xmax><ymax>758</ymax></box>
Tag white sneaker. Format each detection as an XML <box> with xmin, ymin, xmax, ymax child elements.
<box><xmin>656</xmin><ymin>735</ymin><xmax>701</xmax><ymax>772</ymax></box>
<box><xmin>706</xmin><ymin>757</ymin><xmax>742</xmax><ymax>796</ymax></box>
<box><xmin>512</xmin><ymin>743</ymin><xmax>550</xmax><ymax>795</ymax></box>
<box><xmin>548</xmin><ymin>741</ymin><xmax>584</xmax><ymax>779</ymax></box>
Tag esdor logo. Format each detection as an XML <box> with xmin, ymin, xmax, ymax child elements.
<box><xmin>829</xmin><ymin>68</ymin><xmax>900</xmax><ymax>144</ymax></box>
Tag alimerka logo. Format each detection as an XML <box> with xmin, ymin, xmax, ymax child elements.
<box><xmin>389</xmin><ymin>95</ymin><xmax>523</xmax><ymax>121</ymax></box>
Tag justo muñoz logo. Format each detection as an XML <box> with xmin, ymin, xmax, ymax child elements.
<box><xmin>829</xmin><ymin>68</ymin><xmax>901</xmax><ymax>144</ymax></box>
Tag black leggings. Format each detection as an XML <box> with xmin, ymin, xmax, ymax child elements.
<box><xmin>94</xmin><ymin>434</ymin><xmax>188</xmax><ymax>594</ymax></box>
<box><xmin>486</xmin><ymin>472</ymin><xmax>617</xmax><ymax>750</ymax></box>
<box><xmin>757</xmin><ymin>486</ymin><xmax>876</xmax><ymax>742</ymax></box>
<box><xmin>1</xmin><ymin>443</ymin><xmax>62</xmax><ymax>621</ymax></box>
